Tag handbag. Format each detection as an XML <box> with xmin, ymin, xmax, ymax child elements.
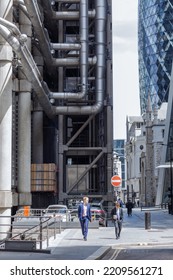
<box><xmin>113</xmin><ymin>214</ymin><xmax>117</xmax><ymax>220</ymax></box>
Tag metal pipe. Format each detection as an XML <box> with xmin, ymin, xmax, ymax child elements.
<box><xmin>80</xmin><ymin>0</ymin><xmax>88</xmax><ymax>98</ymax></box>
<box><xmin>53</xmin><ymin>10</ymin><xmax>96</xmax><ymax>20</ymax></box>
<box><xmin>23</xmin><ymin>0</ymin><xmax>53</xmax><ymax>67</ymax></box>
<box><xmin>0</xmin><ymin>17</ymin><xmax>21</xmax><ymax>36</ymax></box>
<box><xmin>54</xmin><ymin>0</ymin><xmax>80</xmax><ymax>2</ymax></box>
<box><xmin>23</xmin><ymin>0</ymin><xmax>95</xmax><ymax>70</ymax></box>
<box><xmin>0</xmin><ymin>0</ymin><xmax>106</xmax><ymax>116</ymax></box>
<box><xmin>24</xmin><ymin>0</ymin><xmax>89</xmax><ymax>100</ymax></box>
<box><xmin>0</xmin><ymin>24</ymin><xmax>55</xmax><ymax>119</ymax></box>
<box><xmin>54</xmin><ymin>0</ymin><xmax>106</xmax><ymax>114</ymax></box>
<box><xmin>13</xmin><ymin>0</ymin><xmax>29</xmax><ymax>19</ymax></box>
<box><xmin>50</xmin><ymin>0</ymin><xmax>89</xmax><ymax>100</ymax></box>
<box><xmin>53</xmin><ymin>57</ymin><xmax>96</xmax><ymax>66</ymax></box>
<box><xmin>0</xmin><ymin>0</ymin><xmax>13</xmax><ymax>239</ymax></box>
<box><xmin>50</xmin><ymin>43</ymin><xmax>81</xmax><ymax>50</ymax></box>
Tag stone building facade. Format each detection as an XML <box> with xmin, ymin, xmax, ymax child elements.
<box><xmin>126</xmin><ymin>102</ymin><xmax>167</xmax><ymax>206</ymax></box>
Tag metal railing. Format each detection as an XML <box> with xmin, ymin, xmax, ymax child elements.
<box><xmin>140</xmin><ymin>203</ymin><xmax>168</xmax><ymax>211</ymax></box>
<box><xmin>0</xmin><ymin>213</ymin><xmax>62</xmax><ymax>250</ymax></box>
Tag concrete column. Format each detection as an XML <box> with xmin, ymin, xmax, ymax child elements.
<box><xmin>17</xmin><ymin>8</ymin><xmax>32</xmax><ymax>206</ymax></box>
<box><xmin>0</xmin><ymin>0</ymin><xmax>13</xmax><ymax>239</ymax></box>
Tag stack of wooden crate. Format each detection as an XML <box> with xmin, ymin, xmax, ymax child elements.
<box><xmin>31</xmin><ymin>163</ymin><xmax>57</xmax><ymax>192</ymax></box>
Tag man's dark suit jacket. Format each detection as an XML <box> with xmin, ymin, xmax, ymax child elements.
<box><xmin>111</xmin><ymin>207</ymin><xmax>123</xmax><ymax>220</ymax></box>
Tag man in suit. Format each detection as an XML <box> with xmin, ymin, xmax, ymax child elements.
<box><xmin>78</xmin><ymin>196</ymin><xmax>91</xmax><ymax>241</ymax></box>
<box><xmin>111</xmin><ymin>201</ymin><xmax>123</xmax><ymax>239</ymax></box>
<box><xmin>126</xmin><ymin>200</ymin><xmax>133</xmax><ymax>216</ymax></box>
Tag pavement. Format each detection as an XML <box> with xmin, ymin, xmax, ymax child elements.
<box><xmin>0</xmin><ymin>207</ymin><xmax>173</xmax><ymax>260</ymax></box>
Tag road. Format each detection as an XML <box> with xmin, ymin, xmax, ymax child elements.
<box><xmin>102</xmin><ymin>245</ymin><xmax>173</xmax><ymax>260</ymax></box>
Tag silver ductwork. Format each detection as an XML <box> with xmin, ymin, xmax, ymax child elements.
<box><xmin>24</xmin><ymin>0</ymin><xmax>89</xmax><ymax>100</ymax></box>
<box><xmin>54</xmin><ymin>0</ymin><xmax>106</xmax><ymax>114</ymax></box>
<box><xmin>50</xmin><ymin>43</ymin><xmax>81</xmax><ymax>50</ymax></box>
<box><xmin>0</xmin><ymin>0</ymin><xmax>106</xmax><ymax>116</ymax></box>
<box><xmin>0</xmin><ymin>23</ymin><xmax>55</xmax><ymax>119</ymax></box>
<box><xmin>13</xmin><ymin>0</ymin><xmax>29</xmax><ymax>18</ymax></box>
<box><xmin>53</xmin><ymin>10</ymin><xmax>95</xmax><ymax>20</ymax></box>
<box><xmin>54</xmin><ymin>0</ymin><xmax>80</xmax><ymax>2</ymax></box>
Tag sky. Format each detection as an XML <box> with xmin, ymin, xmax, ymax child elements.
<box><xmin>112</xmin><ymin>0</ymin><xmax>140</xmax><ymax>139</ymax></box>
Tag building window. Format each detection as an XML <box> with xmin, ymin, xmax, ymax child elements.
<box><xmin>139</xmin><ymin>158</ymin><xmax>142</xmax><ymax>173</ymax></box>
<box><xmin>136</xmin><ymin>122</ymin><xmax>141</xmax><ymax>128</ymax></box>
<box><xmin>162</xmin><ymin>129</ymin><xmax>164</xmax><ymax>138</ymax></box>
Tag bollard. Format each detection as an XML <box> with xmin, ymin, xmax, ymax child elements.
<box><xmin>168</xmin><ymin>203</ymin><xmax>171</xmax><ymax>214</ymax></box>
<box><xmin>23</xmin><ymin>206</ymin><xmax>30</xmax><ymax>217</ymax></box>
<box><xmin>145</xmin><ymin>211</ymin><xmax>151</xmax><ymax>229</ymax></box>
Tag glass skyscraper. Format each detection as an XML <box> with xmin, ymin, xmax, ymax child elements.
<box><xmin>138</xmin><ymin>0</ymin><xmax>173</xmax><ymax>113</ymax></box>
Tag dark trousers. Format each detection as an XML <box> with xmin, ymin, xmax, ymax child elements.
<box><xmin>79</xmin><ymin>217</ymin><xmax>89</xmax><ymax>238</ymax></box>
<box><xmin>114</xmin><ymin>220</ymin><xmax>122</xmax><ymax>237</ymax></box>
<box><xmin>127</xmin><ymin>208</ymin><xmax>132</xmax><ymax>216</ymax></box>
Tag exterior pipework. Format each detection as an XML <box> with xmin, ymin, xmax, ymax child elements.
<box><xmin>17</xmin><ymin>7</ymin><xmax>32</xmax><ymax>206</ymax></box>
<box><xmin>23</xmin><ymin>0</ymin><xmax>53</xmax><ymax>67</ymax></box>
<box><xmin>0</xmin><ymin>0</ymin><xmax>106</xmax><ymax>116</ymax></box>
<box><xmin>23</xmin><ymin>0</ymin><xmax>94</xmax><ymax>70</ymax></box>
<box><xmin>13</xmin><ymin>0</ymin><xmax>29</xmax><ymax>19</ymax></box>
<box><xmin>54</xmin><ymin>0</ymin><xmax>80</xmax><ymax>2</ymax></box>
<box><xmin>53</xmin><ymin>10</ymin><xmax>95</xmax><ymax>20</ymax></box>
<box><xmin>24</xmin><ymin>0</ymin><xmax>90</xmax><ymax>100</ymax></box>
<box><xmin>0</xmin><ymin>0</ymin><xmax>13</xmax><ymax>239</ymax></box>
<box><xmin>80</xmin><ymin>0</ymin><xmax>88</xmax><ymax>99</ymax></box>
<box><xmin>50</xmin><ymin>43</ymin><xmax>81</xmax><ymax>50</ymax></box>
<box><xmin>0</xmin><ymin>24</ymin><xmax>55</xmax><ymax>119</ymax></box>
<box><xmin>50</xmin><ymin>0</ymin><xmax>89</xmax><ymax>100</ymax></box>
<box><xmin>54</xmin><ymin>0</ymin><xmax>106</xmax><ymax>115</ymax></box>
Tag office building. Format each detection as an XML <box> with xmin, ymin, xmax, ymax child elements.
<box><xmin>0</xmin><ymin>0</ymin><xmax>113</xmax><ymax>230</ymax></box>
<box><xmin>138</xmin><ymin>0</ymin><xmax>173</xmax><ymax>113</ymax></box>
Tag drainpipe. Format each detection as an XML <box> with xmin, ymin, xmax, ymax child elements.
<box><xmin>0</xmin><ymin>0</ymin><xmax>13</xmax><ymax>239</ymax></box>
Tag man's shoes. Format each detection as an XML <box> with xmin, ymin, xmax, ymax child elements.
<box><xmin>116</xmin><ymin>236</ymin><xmax>118</xmax><ymax>239</ymax></box>
<box><xmin>84</xmin><ymin>237</ymin><xmax>87</xmax><ymax>241</ymax></box>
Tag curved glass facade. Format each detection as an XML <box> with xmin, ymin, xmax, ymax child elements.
<box><xmin>138</xmin><ymin>0</ymin><xmax>173</xmax><ymax>113</ymax></box>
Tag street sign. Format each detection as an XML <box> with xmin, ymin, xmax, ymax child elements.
<box><xmin>111</xmin><ymin>175</ymin><xmax>121</xmax><ymax>187</ymax></box>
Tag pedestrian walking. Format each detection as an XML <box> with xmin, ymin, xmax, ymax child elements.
<box><xmin>78</xmin><ymin>196</ymin><xmax>91</xmax><ymax>241</ymax></box>
<box><xmin>126</xmin><ymin>200</ymin><xmax>133</xmax><ymax>216</ymax></box>
<box><xmin>111</xmin><ymin>201</ymin><xmax>123</xmax><ymax>239</ymax></box>
<box><xmin>118</xmin><ymin>198</ymin><xmax>124</xmax><ymax>207</ymax></box>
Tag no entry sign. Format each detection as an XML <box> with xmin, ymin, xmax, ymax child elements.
<box><xmin>111</xmin><ymin>175</ymin><xmax>121</xmax><ymax>187</ymax></box>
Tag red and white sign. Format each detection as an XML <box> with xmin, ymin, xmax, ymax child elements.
<box><xmin>111</xmin><ymin>175</ymin><xmax>121</xmax><ymax>187</ymax></box>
